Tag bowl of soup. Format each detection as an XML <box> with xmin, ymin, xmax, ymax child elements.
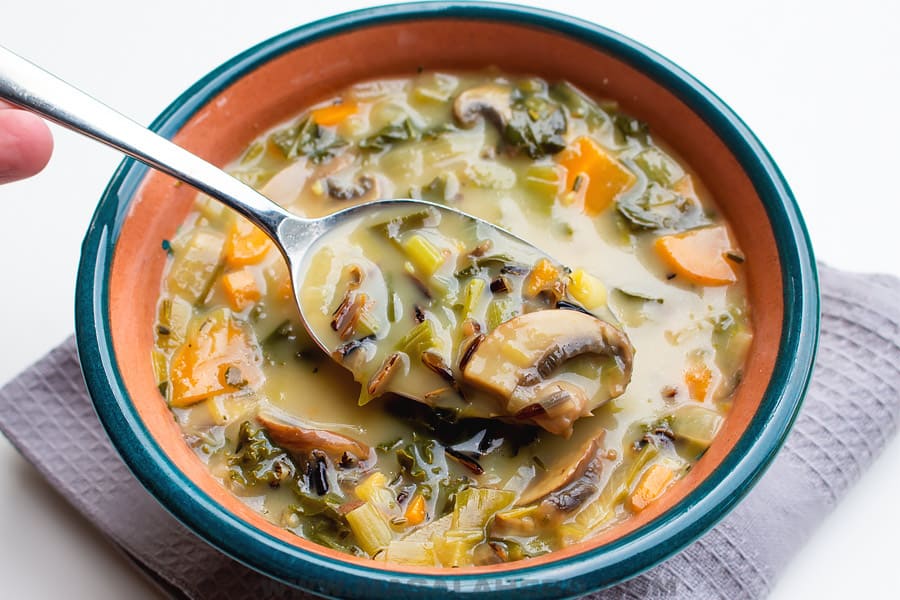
<box><xmin>75</xmin><ymin>3</ymin><xmax>818</xmax><ymax>597</ymax></box>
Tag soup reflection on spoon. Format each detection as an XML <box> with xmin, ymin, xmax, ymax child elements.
<box><xmin>297</xmin><ymin>203</ymin><xmax>634</xmax><ymax>437</ymax></box>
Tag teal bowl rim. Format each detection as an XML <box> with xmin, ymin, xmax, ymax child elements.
<box><xmin>74</xmin><ymin>2</ymin><xmax>819</xmax><ymax>598</ymax></box>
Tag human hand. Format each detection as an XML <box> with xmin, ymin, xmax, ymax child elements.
<box><xmin>0</xmin><ymin>101</ymin><xmax>53</xmax><ymax>184</ymax></box>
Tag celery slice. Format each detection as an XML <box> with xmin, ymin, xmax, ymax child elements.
<box><xmin>486</xmin><ymin>299</ymin><xmax>517</xmax><ymax>330</ymax></box>
<box><xmin>397</xmin><ymin>320</ymin><xmax>439</xmax><ymax>357</ymax></box>
<box><xmin>524</xmin><ymin>164</ymin><xmax>562</xmax><ymax>206</ymax></box>
<box><xmin>167</xmin><ymin>229</ymin><xmax>225</xmax><ymax>304</ymax></box>
<box><xmin>355</xmin><ymin>472</ymin><xmax>400</xmax><ymax>519</ymax></box>
<box><xmin>383</xmin><ymin>540</ymin><xmax>435</xmax><ymax>566</ymax></box>
<box><xmin>346</xmin><ymin>502</ymin><xmax>394</xmax><ymax>556</ymax></box>
<box><xmin>402</xmin><ymin>234</ymin><xmax>445</xmax><ymax>277</ymax></box>
<box><xmin>432</xmin><ymin>529</ymin><xmax>483</xmax><ymax>567</ymax></box>
<box><xmin>410</xmin><ymin>72</ymin><xmax>458</xmax><ymax>104</ymax></box>
<box><xmin>670</xmin><ymin>405</ymin><xmax>723</xmax><ymax>450</ymax></box>
<box><xmin>461</xmin><ymin>277</ymin><xmax>487</xmax><ymax>318</ymax></box>
<box><xmin>452</xmin><ymin>487</ymin><xmax>515</xmax><ymax>530</ymax></box>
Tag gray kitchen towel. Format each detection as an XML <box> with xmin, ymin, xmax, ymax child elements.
<box><xmin>0</xmin><ymin>263</ymin><xmax>898</xmax><ymax>599</ymax></box>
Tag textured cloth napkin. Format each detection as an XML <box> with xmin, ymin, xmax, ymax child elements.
<box><xmin>0</xmin><ymin>263</ymin><xmax>898</xmax><ymax>599</ymax></box>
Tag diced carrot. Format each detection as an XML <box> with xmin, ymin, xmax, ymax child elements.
<box><xmin>558</xmin><ymin>136</ymin><xmax>637</xmax><ymax>215</ymax></box>
<box><xmin>222</xmin><ymin>268</ymin><xmax>261</xmax><ymax>312</ymax></box>
<box><xmin>524</xmin><ymin>258</ymin><xmax>561</xmax><ymax>297</ymax></box>
<box><xmin>684</xmin><ymin>361</ymin><xmax>714</xmax><ymax>402</ymax></box>
<box><xmin>311</xmin><ymin>102</ymin><xmax>358</xmax><ymax>126</ymax></box>
<box><xmin>224</xmin><ymin>216</ymin><xmax>273</xmax><ymax>267</ymax></box>
<box><xmin>654</xmin><ymin>226</ymin><xmax>738</xmax><ymax>286</ymax></box>
<box><xmin>404</xmin><ymin>493</ymin><xmax>427</xmax><ymax>527</ymax></box>
<box><xmin>169</xmin><ymin>311</ymin><xmax>262</xmax><ymax>407</ymax></box>
<box><xmin>627</xmin><ymin>464</ymin><xmax>677</xmax><ymax>513</ymax></box>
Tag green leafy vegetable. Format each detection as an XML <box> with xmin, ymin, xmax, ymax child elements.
<box><xmin>612</xmin><ymin>114</ymin><xmax>650</xmax><ymax>145</ymax></box>
<box><xmin>504</xmin><ymin>95</ymin><xmax>567</xmax><ymax>158</ymax></box>
<box><xmin>359</xmin><ymin>118</ymin><xmax>418</xmax><ymax>151</ymax></box>
<box><xmin>271</xmin><ymin>117</ymin><xmax>346</xmax><ymax>163</ymax></box>
<box><xmin>228</xmin><ymin>421</ymin><xmax>298</xmax><ymax>488</ymax></box>
<box><xmin>396</xmin><ymin>438</ymin><xmax>437</xmax><ymax>483</ymax></box>
<box><xmin>549</xmin><ymin>82</ymin><xmax>609</xmax><ymax>128</ymax></box>
<box><xmin>617</xmin><ymin>183</ymin><xmax>707</xmax><ymax>231</ymax></box>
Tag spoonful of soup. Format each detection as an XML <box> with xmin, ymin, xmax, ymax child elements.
<box><xmin>0</xmin><ymin>46</ymin><xmax>633</xmax><ymax>435</ymax></box>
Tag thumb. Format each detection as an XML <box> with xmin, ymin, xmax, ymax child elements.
<box><xmin>0</xmin><ymin>104</ymin><xmax>53</xmax><ymax>184</ymax></box>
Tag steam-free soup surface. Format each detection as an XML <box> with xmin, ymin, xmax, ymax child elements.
<box><xmin>153</xmin><ymin>71</ymin><xmax>752</xmax><ymax>566</ymax></box>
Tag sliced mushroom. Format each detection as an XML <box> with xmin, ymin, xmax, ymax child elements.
<box><xmin>519</xmin><ymin>381</ymin><xmax>589</xmax><ymax>437</ymax></box>
<box><xmin>257</xmin><ymin>410</ymin><xmax>371</xmax><ymax>462</ymax></box>
<box><xmin>262</xmin><ymin>151</ymin><xmax>355</xmax><ymax>207</ymax></box>
<box><xmin>539</xmin><ymin>452</ymin><xmax>603</xmax><ymax>515</ymax></box>
<box><xmin>518</xmin><ymin>434</ymin><xmax>604</xmax><ymax>505</ymax></box>
<box><xmin>453</xmin><ymin>84</ymin><xmax>513</xmax><ymax>129</ymax></box>
<box><xmin>461</xmin><ymin>310</ymin><xmax>633</xmax><ymax>435</ymax></box>
<box><xmin>325</xmin><ymin>173</ymin><xmax>380</xmax><ymax>202</ymax></box>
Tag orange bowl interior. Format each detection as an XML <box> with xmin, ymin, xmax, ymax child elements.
<box><xmin>108</xmin><ymin>19</ymin><xmax>781</xmax><ymax>574</ymax></box>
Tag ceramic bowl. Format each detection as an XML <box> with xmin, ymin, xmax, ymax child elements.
<box><xmin>75</xmin><ymin>3</ymin><xmax>818</xmax><ymax>598</ymax></box>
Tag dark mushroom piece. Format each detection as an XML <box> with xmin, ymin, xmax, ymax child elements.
<box><xmin>453</xmin><ymin>83</ymin><xmax>513</xmax><ymax>130</ymax></box>
<box><xmin>461</xmin><ymin>309</ymin><xmax>634</xmax><ymax>436</ymax></box>
<box><xmin>325</xmin><ymin>172</ymin><xmax>381</xmax><ymax>202</ymax></box>
<box><xmin>257</xmin><ymin>410</ymin><xmax>371</xmax><ymax>463</ymax></box>
<box><xmin>538</xmin><ymin>453</ymin><xmax>603</xmax><ymax>517</ymax></box>
<box><xmin>518</xmin><ymin>434</ymin><xmax>604</xmax><ymax>505</ymax></box>
<box><xmin>491</xmin><ymin>434</ymin><xmax>605</xmax><ymax>538</ymax></box>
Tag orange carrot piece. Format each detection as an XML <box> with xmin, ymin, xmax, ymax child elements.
<box><xmin>169</xmin><ymin>312</ymin><xmax>262</xmax><ymax>407</ymax></box>
<box><xmin>224</xmin><ymin>217</ymin><xmax>273</xmax><ymax>267</ymax></box>
<box><xmin>404</xmin><ymin>494</ymin><xmax>427</xmax><ymax>527</ymax></box>
<box><xmin>558</xmin><ymin>136</ymin><xmax>636</xmax><ymax>215</ymax></box>
<box><xmin>222</xmin><ymin>268</ymin><xmax>261</xmax><ymax>312</ymax></box>
<box><xmin>627</xmin><ymin>464</ymin><xmax>677</xmax><ymax>513</ymax></box>
<box><xmin>685</xmin><ymin>361</ymin><xmax>713</xmax><ymax>402</ymax></box>
<box><xmin>523</xmin><ymin>258</ymin><xmax>561</xmax><ymax>297</ymax></box>
<box><xmin>654</xmin><ymin>226</ymin><xmax>738</xmax><ymax>286</ymax></box>
<box><xmin>311</xmin><ymin>102</ymin><xmax>358</xmax><ymax>126</ymax></box>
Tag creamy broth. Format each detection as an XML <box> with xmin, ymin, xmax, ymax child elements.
<box><xmin>153</xmin><ymin>72</ymin><xmax>752</xmax><ymax>565</ymax></box>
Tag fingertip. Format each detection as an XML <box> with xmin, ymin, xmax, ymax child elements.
<box><xmin>0</xmin><ymin>109</ymin><xmax>54</xmax><ymax>184</ymax></box>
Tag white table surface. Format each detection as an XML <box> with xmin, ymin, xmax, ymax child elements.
<box><xmin>1</xmin><ymin>1</ymin><xmax>898</xmax><ymax>598</ymax></box>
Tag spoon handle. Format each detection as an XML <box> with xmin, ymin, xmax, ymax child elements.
<box><xmin>0</xmin><ymin>45</ymin><xmax>295</xmax><ymax>240</ymax></box>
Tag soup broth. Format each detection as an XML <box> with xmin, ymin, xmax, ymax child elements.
<box><xmin>152</xmin><ymin>71</ymin><xmax>752</xmax><ymax>566</ymax></box>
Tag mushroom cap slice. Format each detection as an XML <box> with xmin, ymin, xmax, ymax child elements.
<box><xmin>518</xmin><ymin>433</ymin><xmax>604</xmax><ymax>505</ymax></box>
<box><xmin>453</xmin><ymin>84</ymin><xmax>513</xmax><ymax>129</ymax></box>
<box><xmin>461</xmin><ymin>309</ymin><xmax>633</xmax><ymax>435</ymax></box>
<box><xmin>257</xmin><ymin>410</ymin><xmax>371</xmax><ymax>462</ymax></box>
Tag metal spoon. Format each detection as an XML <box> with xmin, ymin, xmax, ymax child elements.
<box><xmin>0</xmin><ymin>45</ymin><xmax>551</xmax><ymax>357</ymax></box>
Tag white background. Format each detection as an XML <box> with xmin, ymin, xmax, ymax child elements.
<box><xmin>1</xmin><ymin>1</ymin><xmax>898</xmax><ymax>598</ymax></box>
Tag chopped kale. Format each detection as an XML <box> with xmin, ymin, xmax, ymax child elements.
<box><xmin>359</xmin><ymin>118</ymin><xmax>418</xmax><ymax>151</ymax></box>
<box><xmin>228</xmin><ymin>421</ymin><xmax>298</xmax><ymax>488</ymax></box>
<box><xmin>503</xmin><ymin>96</ymin><xmax>568</xmax><ymax>158</ymax></box>
<box><xmin>396</xmin><ymin>438</ymin><xmax>437</xmax><ymax>483</ymax></box>
<box><xmin>613</xmin><ymin>114</ymin><xmax>651</xmax><ymax>145</ymax></box>
<box><xmin>271</xmin><ymin>117</ymin><xmax>346</xmax><ymax>163</ymax></box>
<box><xmin>617</xmin><ymin>183</ymin><xmax>708</xmax><ymax>232</ymax></box>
